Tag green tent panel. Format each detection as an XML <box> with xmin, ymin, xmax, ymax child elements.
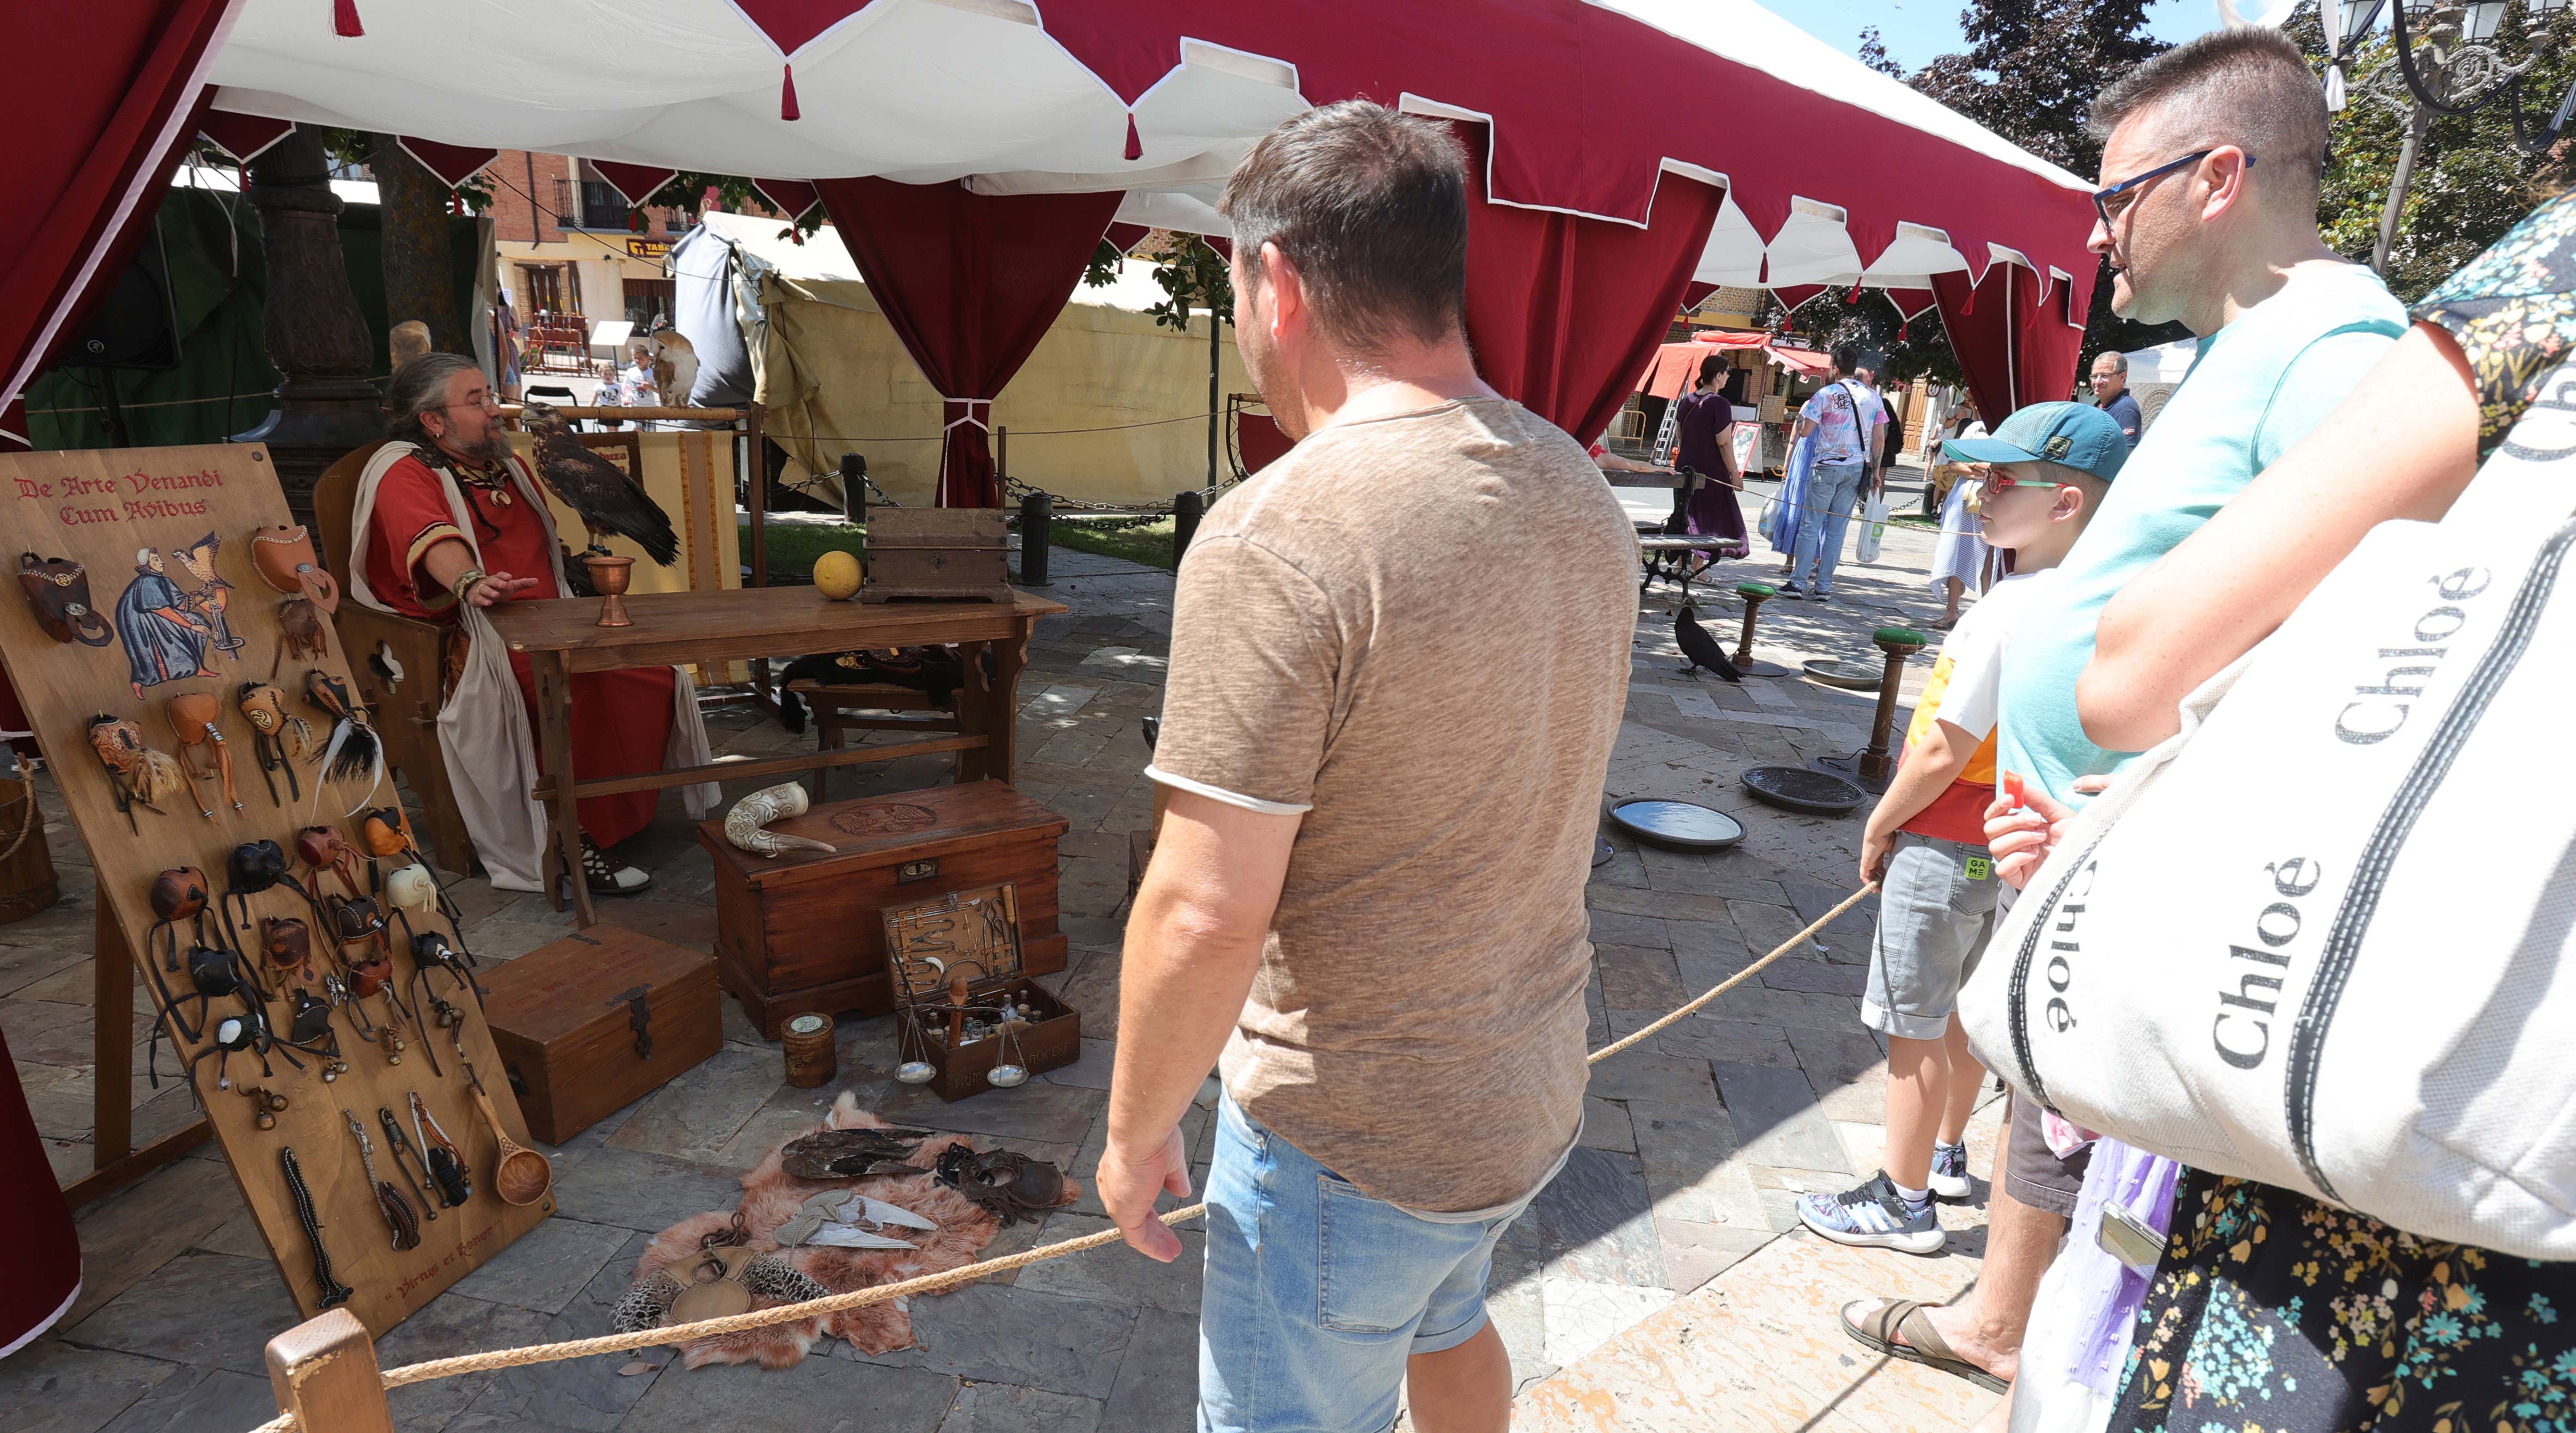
<box><xmin>24</xmin><ymin>186</ymin><xmax>483</xmax><ymax>452</ymax></box>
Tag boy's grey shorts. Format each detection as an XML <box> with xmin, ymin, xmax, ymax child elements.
<box><xmin>1861</xmin><ymin>830</ymin><xmax>2000</xmax><ymax>1040</ymax></box>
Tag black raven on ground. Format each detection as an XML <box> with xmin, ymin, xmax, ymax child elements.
<box><xmin>1675</xmin><ymin>603</ymin><xmax>1743</xmax><ymax>682</ymax></box>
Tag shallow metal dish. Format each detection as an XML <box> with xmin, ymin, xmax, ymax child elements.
<box><xmin>1607</xmin><ymin>799</ymin><xmax>1746</xmax><ymax>852</ymax></box>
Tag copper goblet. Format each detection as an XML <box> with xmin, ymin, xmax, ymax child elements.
<box><xmin>581</xmin><ymin>554</ymin><xmax>635</xmax><ymax>628</ymax></box>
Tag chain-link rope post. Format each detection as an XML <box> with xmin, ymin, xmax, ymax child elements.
<box><xmin>1172</xmin><ymin>489</ymin><xmax>1205</xmax><ymax>566</ymax></box>
<box><xmin>838</xmin><ymin>452</ymin><xmax>867</xmax><ymax>528</ymax></box>
<box><xmin>1019</xmin><ymin>490</ymin><xmax>1052</xmax><ymax>588</ymax></box>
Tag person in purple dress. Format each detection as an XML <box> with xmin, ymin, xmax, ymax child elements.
<box><xmin>1672</xmin><ymin>357</ymin><xmax>1748</xmax><ymax>559</ymax></box>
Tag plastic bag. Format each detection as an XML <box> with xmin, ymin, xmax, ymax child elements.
<box><xmin>1855</xmin><ymin>494</ymin><xmax>1891</xmax><ymax>563</ymax></box>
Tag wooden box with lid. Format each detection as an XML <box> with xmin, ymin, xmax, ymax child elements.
<box><xmin>481</xmin><ymin>924</ymin><xmax>724</xmax><ymax>1145</ymax></box>
<box><xmin>859</xmin><ymin>508</ymin><xmax>1012</xmax><ymax>603</ymax></box>
<box><xmin>700</xmin><ymin>779</ymin><xmax>1070</xmax><ymax>1037</ymax></box>
<box><xmin>887</xmin><ymin>884</ymin><xmax>1082</xmax><ymax>1102</ymax></box>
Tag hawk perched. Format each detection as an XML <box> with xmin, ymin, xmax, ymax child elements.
<box><xmin>519</xmin><ymin>401</ymin><xmax>680</xmax><ymax>565</ymax></box>
<box><xmin>648</xmin><ymin>325</ymin><xmax>697</xmax><ymax>408</ymax></box>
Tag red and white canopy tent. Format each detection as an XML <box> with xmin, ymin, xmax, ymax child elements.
<box><xmin>8</xmin><ymin>0</ymin><xmax>2098</xmax><ymax>506</ymax></box>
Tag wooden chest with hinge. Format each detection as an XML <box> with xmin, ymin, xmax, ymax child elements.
<box><xmin>479</xmin><ymin>924</ymin><xmax>724</xmax><ymax>1145</ymax></box>
<box><xmin>859</xmin><ymin>507</ymin><xmax>1013</xmax><ymax>602</ymax></box>
<box><xmin>700</xmin><ymin>779</ymin><xmax>1070</xmax><ymax>1037</ymax></box>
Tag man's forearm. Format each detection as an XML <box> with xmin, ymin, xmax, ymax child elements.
<box><xmin>1108</xmin><ymin>879</ymin><xmax>1268</xmax><ymax>1155</ymax></box>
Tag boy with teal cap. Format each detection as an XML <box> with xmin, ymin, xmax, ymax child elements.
<box><xmin>1799</xmin><ymin>401</ymin><xmax>2125</xmax><ymax>1260</ymax></box>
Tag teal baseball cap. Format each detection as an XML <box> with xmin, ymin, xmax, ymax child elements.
<box><xmin>1939</xmin><ymin>400</ymin><xmax>2128</xmax><ymax>482</ymax></box>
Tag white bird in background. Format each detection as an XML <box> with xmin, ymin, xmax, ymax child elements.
<box><xmin>648</xmin><ymin>325</ymin><xmax>698</xmax><ymax>408</ymax></box>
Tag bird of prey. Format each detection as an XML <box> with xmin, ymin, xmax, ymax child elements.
<box><xmin>1674</xmin><ymin>603</ymin><xmax>1743</xmax><ymax>682</ymax></box>
<box><xmin>518</xmin><ymin>400</ymin><xmax>681</xmax><ymax>565</ymax></box>
<box><xmin>648</xmin><ymin>325</ymin><xmax>698</xmax><ymax>407</ymax></box>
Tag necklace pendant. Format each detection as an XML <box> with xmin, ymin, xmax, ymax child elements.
<box><xmin>493</xmin><ymin>489</ymin><xmax>513</xmax><ymax>507</ymax></box>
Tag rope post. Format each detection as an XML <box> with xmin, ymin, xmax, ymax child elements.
<box><xmin>838</xmin><ymin>452</ymin><xmax>866</xmax><ymax>527</ymax></box>
<box><xmin>1173</xmin><ymin>489</ymin><xmax>1205</xmax><ymax>566</ymax></box>
<box><xmin>267</xmin><ymin>1308</ymin><xmax>394</xmax><ymax>1433</ymax></box>
<box><xmin>1019</xmin><ymin>491</ymin><xmax>1052</xmax><ymax>588</ymax></box>
<box><xmin>1861</xmin><ymin>626</ymin><xmax>1925</xmax><ymax>784</ymax></box>
<box><xmin>1733</xmin><ymin>582</ymin><xmax>1775</xmax><ymax>668</ymax></box>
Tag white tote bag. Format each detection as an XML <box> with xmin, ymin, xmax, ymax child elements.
<box><xmin>1855</xmin><ymin>495</ymin><xmax>1891</xmax><ymax>563</ymax></box>
<box><xmin>1960</xmin><ymin>391</ymin><xmax>2576</xmax><ymax>1260</ymax></box>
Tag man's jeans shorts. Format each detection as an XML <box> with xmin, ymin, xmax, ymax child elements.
<box><xmin>1861</xmin><ymin>830</ymin><xmax>2001</xmax><ymax>1040</ymax></box>
<box><xmin>1198</xmin><ymin>1093</ymin><xmax>1543</xmax><ymax>1433</ymax></box>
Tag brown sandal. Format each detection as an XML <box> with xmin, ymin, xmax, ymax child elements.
<box><xmin>1839</xmin><ymin>1298</ymin><xmax>2008</xmax><ymax>1393</ymax></box>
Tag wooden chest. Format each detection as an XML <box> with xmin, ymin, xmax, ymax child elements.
<box><xmin>481</xmin><ymin>925</ymin><xmax>724</xmax><ymax>1145</ymax></box>
<box><xmin>860</xmin><ymin>508</ymin><xmax>1011</xmax><ymax>602</ymax></box>
<box><xmin>701</xmin><ymin>780</ymin><xmax>1070</xmax><ymax>1036</ymax></box>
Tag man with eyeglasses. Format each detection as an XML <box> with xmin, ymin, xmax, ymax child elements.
<box><xmin>341</xmin><ymin>351</ymin><xmax>720</xmax><ymax>899</ymax></box>
<box><xmin>1836</xmin><ymin>26</ymin><xmax>2405</xmax><ymax>1417</ymax></box>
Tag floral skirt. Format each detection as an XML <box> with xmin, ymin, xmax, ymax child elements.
<box><xmin>2112</xmin><ymin>1168</ymin><xmax>2576</xmax><ymax>1432</ymax></box>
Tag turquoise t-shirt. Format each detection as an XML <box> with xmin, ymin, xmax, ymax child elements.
<box><xmin>1997</xmin><ymin>261</ymin><xmax>2408</xmax><ymax>801</ymax></box>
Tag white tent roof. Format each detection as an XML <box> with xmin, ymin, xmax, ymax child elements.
<box><xmin>205</xmin><ymin>0</ymin><xmax>2099</xmax><ymax>297</ymax></box>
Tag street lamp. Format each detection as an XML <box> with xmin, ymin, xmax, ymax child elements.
<box><xmin>2324</xmin><ymin>0</ymin><xmax>2576</xmax><ymax>273</ymax></box>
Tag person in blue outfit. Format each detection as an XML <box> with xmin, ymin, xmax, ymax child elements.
<box><xmin>2089</xmin><ymin>351</ymin><xmax>2144</xmax><ymax>446</ymax></box>
<box><xmin>112</xmin><ymin>547</ymin><xmax>211</xmax><ymax>700</ymax></box>
<box><xmin>1781</xmin><ymin>343</ymin><xmax>1884</xmax><ymax>600</ymax></box>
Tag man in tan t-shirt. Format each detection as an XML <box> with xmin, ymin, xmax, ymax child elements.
<box><xmin>1099</xmin><ymin>101</ymin><xmax>1639</xmax><ymax>1433</ymax></box>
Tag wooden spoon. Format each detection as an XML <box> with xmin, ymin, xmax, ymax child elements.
<box><xmin>469</xmin><ymin>1084</ymin><xmax>554</xmax><ymax>1206</ymax></box>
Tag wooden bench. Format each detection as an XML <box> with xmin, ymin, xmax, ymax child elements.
<box><xmin>1635</xmin><ymin>521</ymin><xmax>1746</xmax><ymax>603</ymax></box>
<box><xmin>785</xmin><ymin>678</ymin><xmax>962</xmax><ymax>798</ymax></box>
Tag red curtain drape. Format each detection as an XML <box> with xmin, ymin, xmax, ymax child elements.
<box><xmin>2</xmin><ymin>1</ymin><xmax>235</xmax><ymax>428</ymax></box>
<box><xmin>1931</xmin><ymin>262</ymin><xmax>2088</xmax><ymax>422</ymax></box>
<box><xmin>815</xmin><ymin>179</ymin><xmax>1125</xmax><ymax>507</ymax></box>
<box><xmin>1459</xmin><ymin>128</ymin><xmax>1727</xmax><ymax>447</ymax></box>
<box><xmin>1933</xmin><ymin>263</ymin><xmax>2033</xmax><ymax>424</ymax></box>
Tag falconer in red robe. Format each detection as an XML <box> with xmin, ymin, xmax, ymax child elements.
<box><xmin>349</xmin><ymin>353</ymin><xmax>718</xmax><ymax>895</ymax></box>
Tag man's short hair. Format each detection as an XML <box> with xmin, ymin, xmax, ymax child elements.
<box><xmin>2089</xmin><ymin>26</ymin><xmax>2328</xmax><ymax>202</ymax></box>
<box><xmin>1831</xmin><ymin>342</ymin><xmax>1862</xmax><ymax>375</ymax></box>
<box><xmin>1220</xmin><ymin>101</ymin><xmax>1470</xmax><ymax>351</ymax></box>
<box><xmin>2093</xmin><ymin>350</ymin><xmax>2129</xmax><ymax>374</ymax></box>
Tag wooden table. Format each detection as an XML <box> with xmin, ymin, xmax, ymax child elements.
<box><xmin>487</xmin><ymin>585</ymin><xmax>1068</xmax><ymax>926</ymax></box>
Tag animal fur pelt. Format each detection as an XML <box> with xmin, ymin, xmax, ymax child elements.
<box><xmin>623</xmin><ymin>1093</ymin><xmax>1080</xmax><ymax>1369</ymax></box>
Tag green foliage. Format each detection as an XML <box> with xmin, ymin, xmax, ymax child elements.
<box><xmin>1083</xmin><ymin>230</ymin><xmax>1233</xmax><ymax>332</ymax></box>
<box><xmin>2286</xmin><ymin>0</ymin><xmax>2575</xmax><ymax>303</ymax></box>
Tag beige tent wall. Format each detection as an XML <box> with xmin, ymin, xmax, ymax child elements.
<box><xmin>757</xmin><ymin>274</ymin><xmax>1252</xmax><ymax>509</ymax></box>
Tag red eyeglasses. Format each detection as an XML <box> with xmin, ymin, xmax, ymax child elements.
<box><xmin>1973</xmin><ymin>469</ymin><xmax>2075</xmax><ymax>496</ymax></box>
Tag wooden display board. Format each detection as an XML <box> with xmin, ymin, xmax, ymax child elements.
<box><xmin>0</xmin><ymin>443</ymin><xmax>550</xmax><ymax>1336</ymax></box>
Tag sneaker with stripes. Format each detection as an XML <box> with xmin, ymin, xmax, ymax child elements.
<box><xmin>1797</xmin><ymin>1172</ymin><xmax>1943</xmax><ymax>1255</ymax></box>
<box><xmin>1929</xmin><ymin>1141</ymin><xmax>1971</xmax><ymax>1202</ymax></box>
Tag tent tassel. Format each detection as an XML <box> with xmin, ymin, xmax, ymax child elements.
<box><xmin>449</xmin><ymin>190</ymin><xmax>463</xmax><ymax>216</ymax></box>
<box><xmin>1898</xmin><ymin>318</ymin><xmax>1910</xmax><ymax>342</ymax></box>
<box><xmin>781</xmin><ymin>63</ymin><xmax>801</xmax><ymax>121</ymax></box>
<box><xmin>333</xmin><ymin>0</ymin><xmax>363</xmax><ymax>36</ymax></box>
<box><xmin>1959</xmin><ymin>289</ymin><xmax>1976</xmax><ymax>316</ymax></box>
<box><xmin>628</xmin><ymin>205</ymin><xmax>643</xmax><ymax>233</ymax></box>
<box><xmin>1846</xmin><ymin>279</ymin><xmax>1865</xmax><ymax>304</ymax></box>
<box><xmin>1123</xmin><ymin>113</ymin><xmax>1143</xmax><ymax>162</ymax></box>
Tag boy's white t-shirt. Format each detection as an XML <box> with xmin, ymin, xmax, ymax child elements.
<box><xmin>1898</xmin><ymin>569</ymin><xmax>2059</xmax><ymax>844</ymax></box>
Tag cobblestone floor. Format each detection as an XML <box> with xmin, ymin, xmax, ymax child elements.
<box><xmin>4</xmin><ymin>469</ymin><xmax>2011</xmax><ymax>1431</ymax></box>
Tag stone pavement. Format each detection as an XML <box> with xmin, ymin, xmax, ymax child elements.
<box><xmin>3</xmin><ymin>473</ymin><xmax>2016</xmax><ymax>1432</ymax></box>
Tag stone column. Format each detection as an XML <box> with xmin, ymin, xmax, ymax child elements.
<box><xmin>230</xmin><ymin>128</ymin><xmax>384</xmax><ymax>524</ymax></box>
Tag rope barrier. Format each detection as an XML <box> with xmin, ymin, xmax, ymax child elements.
<box><xmin>240</xmin><ymin>881</ymin><xmax>1877</xmax><ymax>1432</ymax></box>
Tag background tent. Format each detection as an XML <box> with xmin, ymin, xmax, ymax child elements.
<box><xmin>174</xmin><ymin>0</ymin><xmax>2102</xmax><ymax>504</ymax></box>
<box><xmin>691</xmin><ymin>214</ymin><xmax>1256</xmax><ymax>509</ymax></box>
